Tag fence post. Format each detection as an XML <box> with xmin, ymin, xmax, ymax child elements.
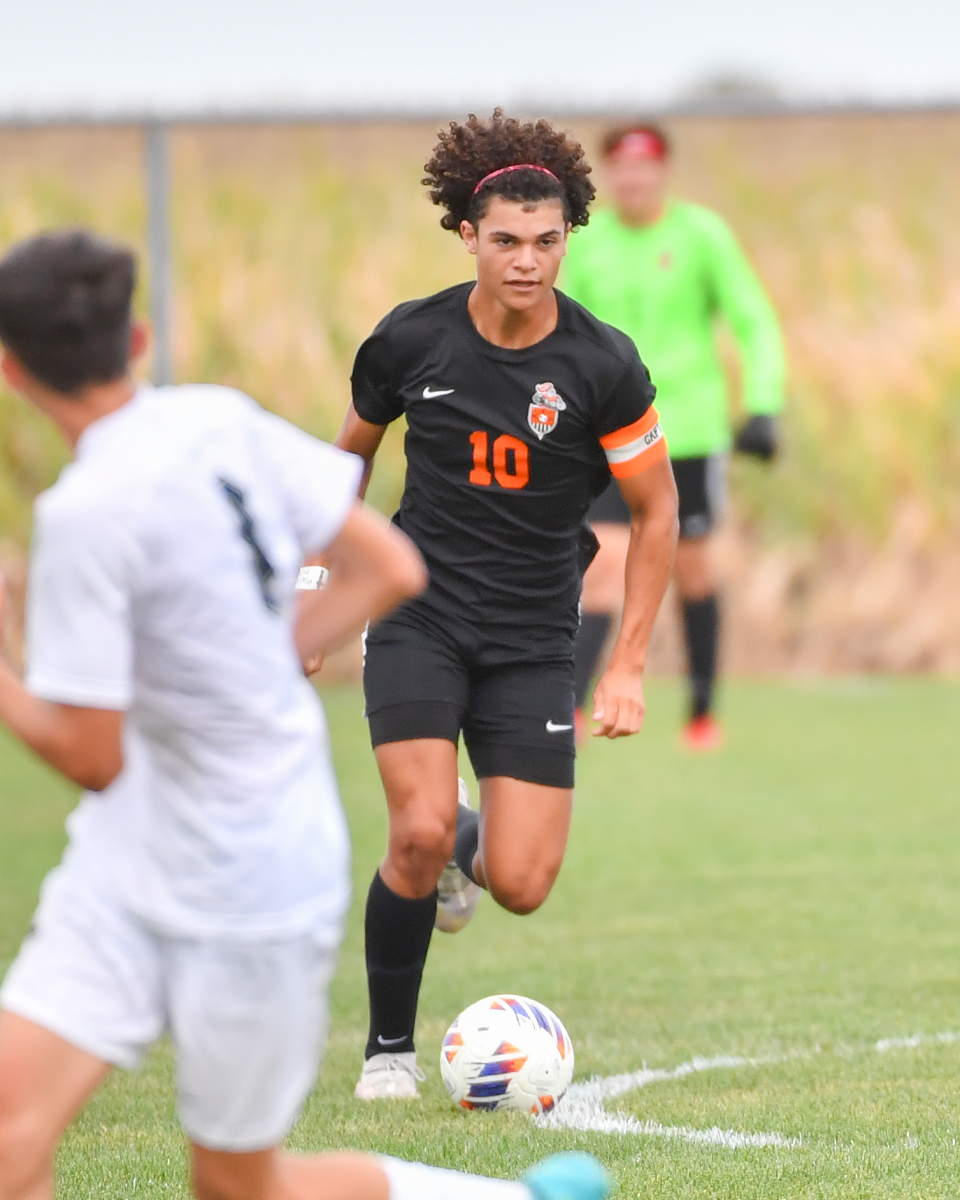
<box><xmin>144</xmin><ymin>122</ymin><xmax>173</xmax><ymax>385</ymax></box>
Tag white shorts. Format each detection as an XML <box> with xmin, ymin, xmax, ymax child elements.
<box><xmin>0</xmin><ymin>870</ymin><xmax>340</xmax><ymax>1152</ymax></box>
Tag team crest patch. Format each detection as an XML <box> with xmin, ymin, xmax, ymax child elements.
<box><xmin>528</xmin><ymin>382</ymin><xmax>566</xmax><ymax>440</ymax></box>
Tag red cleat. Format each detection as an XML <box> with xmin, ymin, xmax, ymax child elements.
<box><xmin>681</xmin><ymin>713</ymin><xmax>723</xmax><ymax>752</ymax></box>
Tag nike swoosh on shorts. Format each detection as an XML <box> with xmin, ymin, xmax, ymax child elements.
<box><xmin>422</xmin><ymin>386</ymin><xmax>454</xmax><ymax>398</ymax></box>
<box><xmin>546</xmin><ymin>721</ymin><xmax>573</xmax><ymax>733</ymax></box>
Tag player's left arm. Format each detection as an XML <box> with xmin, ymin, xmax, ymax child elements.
<box><xmin>592</xmin><ymin>456</ymin><xmax>678</xmax><ymax>738</ymax></box>
<box><xmin>295</xmin><ymin>407</ymin><xmax>391</xmax><ymax>673</ymax></box>
<box><xmin>706</xmin><ymin>214</ymin><xmax>786</xmax><ymax>460</ymax></box>
<box><xmin>0</xmin><ymin>575</ymin><xmax>123</xmax><ymax>790</ymax></box>
<box><xmin>294</xmin><ymin>501</ymin><xmax>426</xmax><ymax>664</ymax></box>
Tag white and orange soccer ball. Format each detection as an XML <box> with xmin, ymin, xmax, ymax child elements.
<box><xmin>439</xmin><ymin>994</ymin><xmax>575</xmax><ymax>1114</ymax></box>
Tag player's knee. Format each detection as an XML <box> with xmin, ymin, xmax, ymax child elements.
<box><xmin>190</xmin><ymin>1158</ymin><xmax>253</xmax><ymax>1200</ymax></box>
<box><xmin>0</xmin><ymin>1111</ymin><xmax>53</xmax><ymax>1200</ymax></box>
<box><xmin>389</xmin><ymin>813</ymin><xmax>455</xmax><ymax>873</ymax></box>
<box><xmin>192</xmin><ymin>1176</ymin><xmax>238</xmax><ymax>1200</ymax></box>
<box><xmin>485</xmin><ymin>864</ymin><xmax>559</xmax><ymax>916</ymax></box>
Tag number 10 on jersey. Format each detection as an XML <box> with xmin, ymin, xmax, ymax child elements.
<box><xmin>469</xmin><ymin>431</ymin><xmax>530</xmax><ymax>490</ymax></box>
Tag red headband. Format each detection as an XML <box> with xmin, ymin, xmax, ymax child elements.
<box><xmin>607</xmin><ymin>131</ymin><xmax>667</xmax><ymax>161</ymax></box>
<box><xmin>472</xmin><ymin>164</ymin><xmax>561</xmax><ymax>197</ymax></box>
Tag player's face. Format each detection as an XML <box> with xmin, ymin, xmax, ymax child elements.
<box><xmin>461</xmin><ymin>198</ymin><xmax>569</xmax><ymax>313</ymax></box>
<box><xmin>604</xmin><ymin>154</ymin><xmax>670</xmax><ymax>225</ymax></box>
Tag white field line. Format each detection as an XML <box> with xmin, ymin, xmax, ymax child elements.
<box><xmin>538</xmin><ymin>1052</ymin><xmax>808</xmax><ymax>1148</ymax></box>
<box><xmin>875</xmin><ymin>1030</ymin><xmax>960</xmax><ymax>1052</ymax></box>
<box><xmin>538</xmin><ymin>1031</ymin><xmax>960</xmax><ymax>1149</ymax></box>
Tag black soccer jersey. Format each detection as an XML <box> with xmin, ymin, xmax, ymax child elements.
<box><xmin>351</xmin><ymin>282</ymin><xmax>666</xmax><ymax>631</ymax></box>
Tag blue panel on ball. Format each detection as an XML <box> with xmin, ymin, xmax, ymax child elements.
<box><xmin>467</xmin><ymin>1078</ymin><xmax>511</xmax><ymax>1098</ymax></box>
<box><xmin>504</xmin><ymin>996</ymin><xmax>531</xmax><ymax>1022</ymax></box>
<box><xmin>477</xmin><ymin>1060</ymin><xmax>512</xmax><ymax>1078</ymax></box>
<box><xmin>530</xmin><ymin>1003</ymin><xmax>553</xmax><ymax>1034</ymax></box>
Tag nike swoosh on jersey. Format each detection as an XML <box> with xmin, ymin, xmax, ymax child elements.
<box><xmin>377</xmin><ymin>1034</ymin><xmax>408</xmax><ymax>1046</ymax></box>
<box><xmin>545</xmin><ymin>720</ymin><xmax>573</xmax><ymax>733</ymax></box>
<box><xmin>422</xmin><ymin>386</ymin><xmax>454</xmax><ymax>398</ymax></box>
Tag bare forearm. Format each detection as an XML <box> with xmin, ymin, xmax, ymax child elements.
<box><xmin>588</xmin><ymin>457</ymin><xmax>677</xmax><ymax>738</ymax></box>
<box><xmin>295</xmin><ymin>503</ymin><xmax>426</xmax><ymax>665</ymax></box>
<box><xmin>295</xmin><ymin>572</ymin><xmax>414</xmax><ymax>659</ymax></box>
<box><xmin>607</xmin><ymin>507</ymin><xmax>678</xmax><ymax>674</ymax></box>
<box><xmin>0</xmin><ymin>662</ymin><xmax>58</xmax><ymax>758</ymax></box>
<box><xmin>356</xmin><ymin>457</ymin><xmax>374</xmax><ymax>501</ymax></box>
<box><xmin>0</xmin><ymin>663</ymin><xmax>121</xmax><ymax>789</ymax></box>
<box><xmin>335</xmin><ymin>405</ymin><xmax>384</xmax><ymax>503</ymax></box>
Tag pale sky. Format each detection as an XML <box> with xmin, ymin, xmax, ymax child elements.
<box><xmin>0</xmin><ymin>0</ymin><xmax>957</xmax><ymax>119</ymax></box>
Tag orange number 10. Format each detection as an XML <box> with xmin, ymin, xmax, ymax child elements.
<box><xmin>469</xmin><ymin>431</ymin><xmax>492</xmax><ymax>486</ymax></box>
<box><xmin>469</xmin><ymin>431</ymin><xmax>529</xmax><ymax>490</ymax></box>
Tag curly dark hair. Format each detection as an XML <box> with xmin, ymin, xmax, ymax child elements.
<box><xmin>423</xmin><ymin>109</ymin><xmax>595</xmax><ymax>233</ymax></box>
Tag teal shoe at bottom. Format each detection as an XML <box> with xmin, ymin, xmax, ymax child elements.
<box><xmin>523</xmin><ymin>1152</ymin><xmax>612</xmax><ymax>1200</ymax></box>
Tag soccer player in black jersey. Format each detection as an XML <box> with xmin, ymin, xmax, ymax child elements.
<box><xmin>336</xmin><ymin>111</ymin><xmax>679</xmax><ymax>1100</ymax></box>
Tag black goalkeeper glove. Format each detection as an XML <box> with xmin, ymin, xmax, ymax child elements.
<box><xmin>734</xmin><ymin>414</ymin><xmax>779</xmax><ymax>461</ymax></box>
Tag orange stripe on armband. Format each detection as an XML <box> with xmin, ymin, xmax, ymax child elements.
<box><xmin>608</xmin><ymin>434</ymin><xmax>668</xmax><ymax>478</ymax></box>
<box><xmin>602</xmin><ymin>407</ymin><xmax>668</xmax><ymax>477</ymax></box>
<box><xmin>599</xmin><ymin>405</ymin><xmax>661</xmax><ymax>451</ymax></box>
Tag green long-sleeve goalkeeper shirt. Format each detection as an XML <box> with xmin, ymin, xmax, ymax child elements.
<box><xmin>561</xmin><ymin>200</ymin><xmax>785</xmax><ymax>459</ymax></box>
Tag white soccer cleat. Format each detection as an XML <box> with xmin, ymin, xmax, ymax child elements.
<box><xmin>435</xmin><ymin>778</ymin><xmax>482</xmax><ymax>934</ymax></box>
<box><xmin>354</xmin><ymin>1051</ymin><xmax>426</xmax><ymax>1100</ymax></box>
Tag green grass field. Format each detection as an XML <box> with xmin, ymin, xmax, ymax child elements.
<box><xmin>4</xmin><ymin>678</ymin><xmax>960</xmax><ymax>1198</ymax></box>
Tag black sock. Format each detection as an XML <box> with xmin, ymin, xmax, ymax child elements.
<box><xmin>682</xmin><ymin>595</ymin><xmax>720</xmax><ymax>720</ymax></box>
<box><xmin>453</xmin><ymin>802</ymin><xmax>480</xmax><ymax>886</ymax></box>
<box><xmin>574</xmin><ymin>613</ymin><xmax>611</xmax><ymax>710</ymax></box>
<box><xmin>364</xmin><ymin>871</ymin><xmax>437</xmax><ymax>1059</ymax></box>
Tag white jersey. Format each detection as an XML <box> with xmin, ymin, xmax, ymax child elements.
<box><xmin>24</xmin><ymin>385</ymin><xmax>363</xmax><ymax>940</ymax></box>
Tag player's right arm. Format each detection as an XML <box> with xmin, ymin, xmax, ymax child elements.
<box><xmin>296</xmin><ymin>405</ymin><xmax>386</xmax><ymax>621</ymax></box>
<box><xmin>301</xmin><ymin>311</ymin><xmax>399</xmax><ymax>571</ymax></box>
<box><xmin>296</xmin><ymin>409</ymin><xmax>391</xmax><ymax>675</ymax></box>
<box><xmin>297</xmin><ymin>316</ymin><xmax>401</xmax><ymax>626</ymax></box>
<box><xmin>0</xmin><ymin>594</ymin><xmax>123</xmax><ymax>791</ymax></box>
<box><xmin>294</xmin><ymin>501</ymin><xmax>425</xmax><ymax>664</ymax></box>
<box><xmin>337</xmin><ymin>310</ymin><xmax>406</xmax><ymax>490</ymax></box>
<box><xmin>296</xmin><ymin>369</ymin><xmax>395</xmax><ymax>670</ymax></box>
<box><xmin>0</xmin><ymin>494</ymin><xmax>132</xmax><ymax>792</ymax></box>
<box><xmin>256</xmin><ymin>406</ymin><xmax>422</xmax><ymax>672</ymax></box>
<box><xmin>334</xmin><ymin>404</ymin><xmax>388</xmax><ymax>498</ymax></box>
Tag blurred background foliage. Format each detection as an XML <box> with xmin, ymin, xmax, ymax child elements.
<box><xmin>2</xmin><ymin>113</ymin><xmax>960</xmax><ymax>570</ymax></box>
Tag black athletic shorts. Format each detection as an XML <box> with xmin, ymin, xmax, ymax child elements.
<box><xmin>363</xmin><ymin>604</ymin><xmax>576</xmax><ymax>790</ymax></box>
<box><xmin>587</xmin><ymin>454</ymin><xmax>727</xmax><ymax>540</ymax></box>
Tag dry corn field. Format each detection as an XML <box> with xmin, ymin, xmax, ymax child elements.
<box><xmin>2</xmin><ymin>112</ymin><xmax>960</xmax><ymax>672</ymax></box>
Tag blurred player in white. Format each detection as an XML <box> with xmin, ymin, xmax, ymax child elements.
<box><xmin>0</xmin><ymin>231</ymin><xmax>609</xmax><ymax>1200</ymax></box>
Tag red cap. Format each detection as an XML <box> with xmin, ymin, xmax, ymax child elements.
<box><xmin>607</xmin><ymin>130</ymin><xmax>667</xmax><ymax>161</ymax></box>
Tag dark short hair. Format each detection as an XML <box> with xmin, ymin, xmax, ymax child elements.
<box><xmin>601</xmin><ymin>122</ymin><xmax>671</xmax><ymax>160</ymax></box>
<box><xmin>0</xmin><ymin>229</ymin><xmax>136</xmax><ymax>394</ymax></box>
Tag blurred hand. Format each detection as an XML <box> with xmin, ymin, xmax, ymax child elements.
<box><xmin>734</xmin><ymin>413</ymin><xmax>779</xmax><ymax>461</ymax></box>
<box><xmin>0</xmin><ymin>573</ymin><xmax>9</xmax><ymax>663</ymax></box>
<box><xmin>302</xmin><ymin>653</ymin><xmax>325</xmax><ymax>677</ymax></box>
<box><xmin>592</xmin><ymin>665</ymin><xmax>646</xmax><ymax>739</ymax></box>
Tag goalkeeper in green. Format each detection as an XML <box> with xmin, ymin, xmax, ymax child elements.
<box><xmin>563</xmin><ymin>123</ymin><xmax>785</xmax><ymax>750</ymax></box>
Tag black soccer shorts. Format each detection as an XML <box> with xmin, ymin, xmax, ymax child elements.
<box><xmin>587</xmin><ymin>454</ymin><xmax>727</xmax><ymax>540</ymax></box>
<box><xmin>363</xmin><ymin>606</ymin><xmax>576</xmax><ymax>790</ymax></box>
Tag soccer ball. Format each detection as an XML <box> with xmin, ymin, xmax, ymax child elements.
<box><xmin>439</xmin><ymin>994</ymin><xmax>574</xmax><ymax>1114</ymax></box>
